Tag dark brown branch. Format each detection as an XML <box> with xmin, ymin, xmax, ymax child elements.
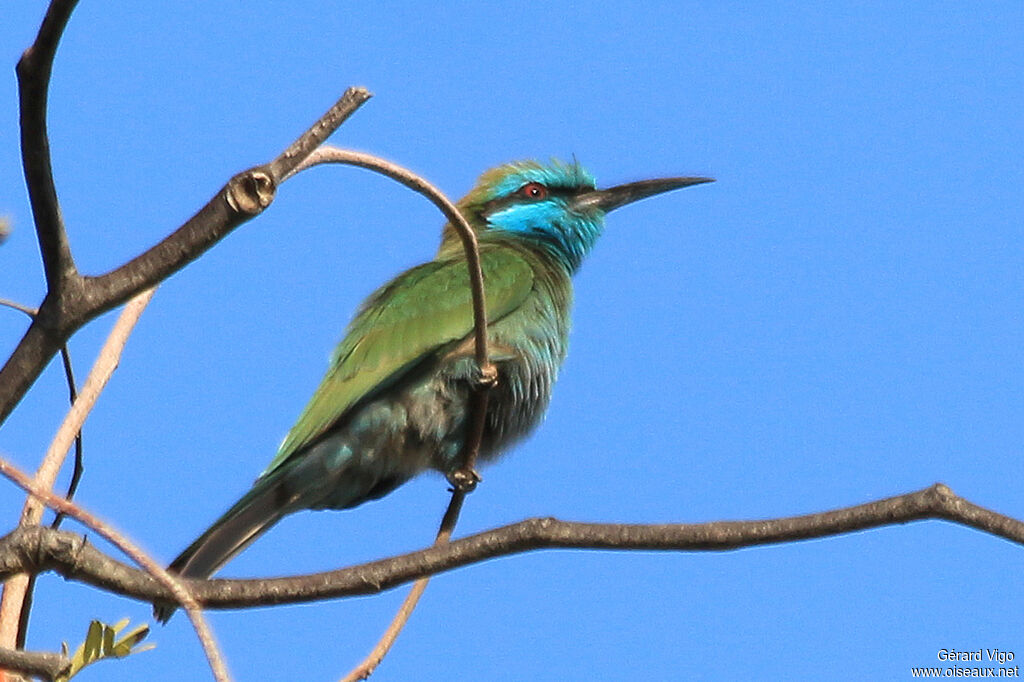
<box><xmin>0</xmin><ymin>645</ymin><xmax>68</xmax><ymax>681</ymax></box>
<box><xmin>17</xmin><ymin>0</ymin><xmax>81</xmax><ymax>291</ymax></box>
<box><xmin>1</xmin><ymin>484</ymin><xmax>1019</xmax><ymax>610</ymax></box>
<box><xmin>0</xmin><ymin>88</ymin><xmax>372</xmax><ymax>425</ymax></box>
<box><xmin>86</xmin><ymin>87</ymin><xmax>372</xmax><ymax>313</ymax></box>
<box><xmin>0</xmin><ymin>316</ymin><xmax>68</xmax><ymax>425</ymax></box>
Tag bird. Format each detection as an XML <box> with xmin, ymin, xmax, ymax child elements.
<box><xmin>155</xmin><ymin>159</ymin><xmax>711</xmax><ymax>621</ymax></box>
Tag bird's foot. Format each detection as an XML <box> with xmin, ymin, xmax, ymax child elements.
<box><xmin>473</xmin><ymin>362</ymin><xmax>499</xmax><ymax>390</ymax></box>
<box><xmin>447</xmin><ymin>468</ymin><xmax>482</xmax><ymax>493</ymax></box>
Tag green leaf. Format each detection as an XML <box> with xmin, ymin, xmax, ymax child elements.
<box><xmin>110</xmin><ymin>623</ymin><xmax>150</xmax><ymax>657</ymax></box>
<box><xmin>101</xmin><ymin>624</ymin><xmax>115</xmax><ymax>655</ymax></box>
<box><xmin>56</xmin><ymin>618</ymin><xmax>155</xmax><ymax>681</ymax></box>
<box><xmin>84</xmin><ymin>620</ymin><xmax>103</xmax><ymax>661</ymax></box>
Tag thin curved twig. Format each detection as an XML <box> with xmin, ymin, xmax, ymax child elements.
<box><xmin>288</xmin><ymin>146</ymin><xmax>496</xmax><ymax>478</ymax></box>
<box><xmin>0</xmin><ymin>456</ymin><xmax>232</xmax><ymax>682</ymax></box>
<box><xmin>290</xmin><ymin>147</ymin><xmax>498</xmax><ymax>673</ymax></box>
<box><xmin>341</xmin><ymin>490</ymin><xmax>467</xmax><ymax>681</ymax></box>
<box><xmin>2</xmin><ymin>483</ymin><xmax>1019</xmax><ymax>610</ymax></box>
<box><xmin>287</xmin><ymin>147</ymin><xmax>493</xmax><ymax>372</ymax></box>
<box><xmin>50</xmin><ymin>344</ymin><xmax>83</xmax><ymax>530</ymax></box>
<box><xmin>288</xmin><ymin>147</ymin><xmax>495</xmax><ymax>678</ymax></box>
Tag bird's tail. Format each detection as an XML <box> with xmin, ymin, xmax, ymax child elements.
<box><xmin>153</xmin><ymin>470</ymin><xmax>295</xmax><ymax>623</ymax></box>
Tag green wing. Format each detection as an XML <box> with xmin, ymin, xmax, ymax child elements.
<box><xmin>263</xmin><ymin>246</ymin><xmax>535</xmax><ymax>476</ymax></box>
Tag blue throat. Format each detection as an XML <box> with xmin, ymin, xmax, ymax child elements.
<box><xmin>486</xmin><ymin>202</ymin><xmax>605</xmax><ymax>273</ymax></box>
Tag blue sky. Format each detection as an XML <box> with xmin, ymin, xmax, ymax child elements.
<box><xmin>1</xmin><ymin>2</ymin><xmax>1022</xmax><ymax>680</ymax></box>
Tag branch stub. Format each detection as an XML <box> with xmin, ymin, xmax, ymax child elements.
<box><xmin>226</xmin><ymin>169</ymin><xmax>275</xmax><ymax>215</ymax></box>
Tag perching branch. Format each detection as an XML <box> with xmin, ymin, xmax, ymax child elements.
<box><xmin>288</xmin><ymin>147</ymin><xmax>498</xmax><ymax>424</ymax></box>
<box><xmin>279</xmin><ymin>145</ymin><xmax>501</xmax><ymax>680</ymax></box>
<box><xmin>1</xmin><ymin>483</ymin><xmax>1020</xmax><ymax>611</ymax></box>
<box><xmin>0</xmin><ymin>456</ymin><xmax>232</xmax><ymax>682</ymax></box>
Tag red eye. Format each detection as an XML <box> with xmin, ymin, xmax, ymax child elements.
<box><xmin>518</xmin><ymin>182</ymin><xmax>548</xmax><ymax>200</ymax></box>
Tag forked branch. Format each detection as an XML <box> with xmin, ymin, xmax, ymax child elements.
<box><xmin>0</xmin><ymin>87</ymin><xmax>372</xmax><ymax>426</ymax></box>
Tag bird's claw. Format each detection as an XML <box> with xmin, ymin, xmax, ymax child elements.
<box><xmin>474</xmin><ymin>362</ymin><xmax>498</xmax><ymax>389</ymax></box>
<box><xmin>447</xmin><ymin>468</ymin><xmax>482</xmax><ymax>493</ymax></box>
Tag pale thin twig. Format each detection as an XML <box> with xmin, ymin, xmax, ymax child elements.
<box><xmin>287</xmin><ymin>147</ymin><xmax>492</xmax><ymax>375</ymax></box>
<box><xmin>0</xmin><ymin>455</ymin><xmax>232</xmax><ymax>682</ymax></box>
<box><xmin>23</xmin><ymin>290</ymin><xmax>154</xmax><ymax>526</ymax></box>
<box><xmin>341</xmin><ymin>490</ymin><xmax>468</xmax><ymax>681</ymax></box>
<box><xmin>0</xmin><ymin>289</ymin><xmax>155</xmax><ymax>656</ymax></box>
<box><xmin>289</xmin><ymin>148</ymin><xmax>495</xmax><ymax>678</ymax></box>
<box><xmin>0</xmin><ymin>300</ymin><xmax>37</xmax><ymax>318</ymax></box>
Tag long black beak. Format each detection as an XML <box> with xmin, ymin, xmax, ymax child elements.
<box><xmin>572</xmin><ymin>176</ymin><xmax>713</xmax><ymax>214</ymax></box>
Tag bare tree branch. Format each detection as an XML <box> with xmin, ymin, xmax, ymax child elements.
<box><xmin>288</xmin><ymin>146</ymin><xmax>497</xmax><ymax>485</ymax></box>
<box><xmin>0</xmin><ymin>289</ymin><xmax>154</xmax><ymax>655</ymax></box>
<box><xmin>1</xmin><ymin>484</ymin><xmax>1019</xmax><ymax>612</ymax></box>
<box><xmin>341</xmin><ymin>487</ymin><xmax>468</xmax><ymax>681</ymax></box>
<box><xmin>87</xmin><ymin>88</ymin><xmax>372</xmax><ymax>313</ymax></box>
<box><xmin>0</xmin><ymin>457</ymin><xmax>233</xmax><ymax>682</ymax></box>
<box><xmin>17</xmin><ymin>0</ymin><xmax>81</xmax><ymax>292</ymax></box>
<box><xmin>0</xmin><ymin>645</ymin><xmax>67</xmax><ymax>682</ymax></box>
<box><xmin>288</xmin><ymin>146</ymin><xmax>503</xmax><ymax>678</ymax></box>
<box><xmin>0</xmin><ymin>88</ymin><xmax>371</xmax><ymax>426</ymax></box>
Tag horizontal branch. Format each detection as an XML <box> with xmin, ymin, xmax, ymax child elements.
<box><xmin>0</xmin><ymin>454</ymin><xmax>231</xmax><ymax>681</ymax></box>
<box><xmin>0</xmin><ymin>645</ymin><xmax>67</xmax><ymax>681</ymax></box>
<box><xmin>0</xmin><ymin>483</ymin><xmax>1019</xmax><ymax>611</ymax></box>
